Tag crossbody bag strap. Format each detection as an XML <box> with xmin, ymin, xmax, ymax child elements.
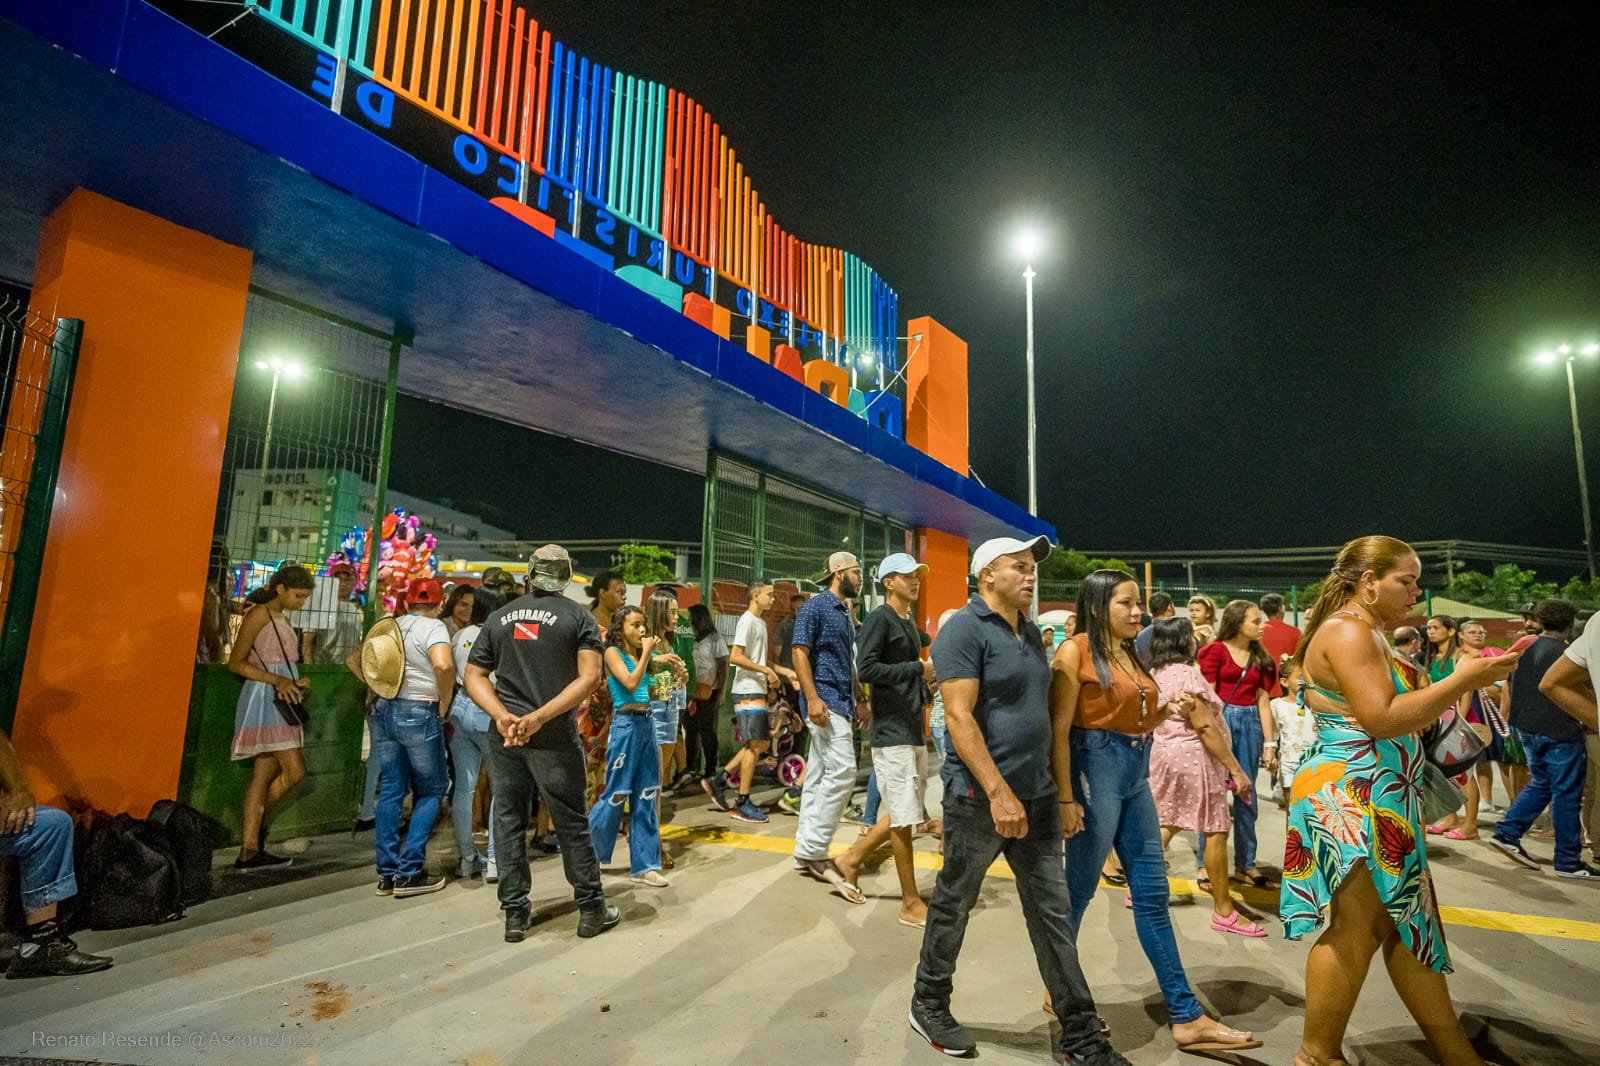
<box><xmin>267</xmin><ymin>613</ymin><xmax>298</xmax><ymax>683</ymax></box>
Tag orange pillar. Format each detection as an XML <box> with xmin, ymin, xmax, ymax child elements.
<box><xmin>13</xmin><ymin>189</ymin><xmax>252</xmax><ymax>813</ymax></box>
<box><xmin>916</xmin><ymin>527</ymin><xmax>969</xmax><ymax>638</ymax></box>
<box><xmin>905</xmin><ymin>316</ymin><xmax>968</xmax><ymax>474</ymax></box>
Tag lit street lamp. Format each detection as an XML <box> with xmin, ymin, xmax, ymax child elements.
<box><xmin>1535</xmin><ymin>341</ymin><xmax>1599</xmax><ymax>582</ymax></box>
<box><xmin>250</xmin><ymin>355</ymin><xmax>305</xmax><ymax>561</ymax></box>
<box><xmin>1014</xmin><ymin>227</ymin><xmax>1043</xmax><ymax>620</ymax></box>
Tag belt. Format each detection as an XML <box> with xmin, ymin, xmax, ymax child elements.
<box><xmin>1076</xmin><ymin>728</ymin><xmax>1153</xmax><ymax>749</ymax></box>
<box><xmin>614</xmin><ymin>706</ymin><xmax>650</xmax><ymax>716</ymax></box>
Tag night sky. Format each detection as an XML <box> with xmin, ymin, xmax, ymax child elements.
<box><xmin>393</xmin><ymin>4</ymin><xmax>1600</xmax><ymax>560</ymax></box>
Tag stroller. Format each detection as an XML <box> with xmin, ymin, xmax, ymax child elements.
<box><xmin>727</xmin><ymin>694</ymin><xmax>807</xmax><ymax>790</ymax></box>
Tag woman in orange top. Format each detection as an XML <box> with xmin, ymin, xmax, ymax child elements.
<box><xmin>1050</xmin><ymin>570</ymin><xmax>1262</xmax><ymax>1056</ymax></box>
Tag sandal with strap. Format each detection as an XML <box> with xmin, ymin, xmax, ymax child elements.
<box><xmin>1210</xmin><ymin>910</ymin><xmax>1269</xmax><ymax>938</ymax></box>
<box><xmin>1443</xmin><ymin>828</ymin><xmax>1479</xmax><ymax>841</ymax></box>
<box><xmin>1175</xmin><ymin>1021</ymin><xmax>1263</xmax><ymax>1053</ymax></box>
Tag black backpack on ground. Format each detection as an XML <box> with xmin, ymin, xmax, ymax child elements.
<box><xmin>79</xmin><ymin>813</ymin><xmax>185</xmax><ymax>930</ymax></box>
<box><xmin>148</xmin><ymin>799</ymin><xmax>223</xmax><ymax>907</ymax></box>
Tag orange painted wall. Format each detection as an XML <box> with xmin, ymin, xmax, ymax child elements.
<box><xmin>915</xmin><ymin>526</ymin><xmax>969</xmax><ymax>638</ymax></box>
<box><xmin>803</xmin><ymin>359</ymin><xmax>850</xmax><ymax>405</ymax></box>
<box><xmin>13</xmin><ymin>189</ymin><xmax>252</xmax><ymax>813</ymax></box>
<box><xmin>905</xmin><ymin>316</ymin><xmax>968</xmax><ymax>474</ymax></box>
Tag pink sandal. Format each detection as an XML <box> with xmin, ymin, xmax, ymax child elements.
<box><xmin>1211</xmin><ymin>911</ymin><xmax>1269</xmax><ymax>937</ymax></box>
<box><xmin>1443</xmin><ymin>829</ymin><xmax>1479</xmax><ymax>840</ymax></box>
<box><xmin>1426</xmin><ymin>823</ymin><xmax>1449</xmax><ymax>835</ymax></box>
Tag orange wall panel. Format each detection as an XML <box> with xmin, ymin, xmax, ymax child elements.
<box><xmin>803</xmin><ymin>359</ymin><xmax>850</xmax><ymax>405</ymax></box>
<box><xmin>13</xmin><ymin>189</ymin><xmax>252</xmax><ymax>814</ymax></box>
<box><xmin>745</xmin><ymin>323</ymin><xmax>771</xmax><ymax>363</ymax></box>
<box><xmin>682</xmin><ymin>292</ymin><xmax>730</xmax><ymax>340</ymax></box>
<box><xmin>905</xmin><ymin>315</ymin><xmax>968</xmax><ymax>474</ymax></box>
<box><xmin>915</xmin><ymin>526</ymin><xmax>969</xmax><ymax>638</ymax></box>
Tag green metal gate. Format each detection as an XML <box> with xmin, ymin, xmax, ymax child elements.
<box><xmin>0</xmin><ymin>295</ymin><xmax>84</xmax><ymax>733</ymax></box>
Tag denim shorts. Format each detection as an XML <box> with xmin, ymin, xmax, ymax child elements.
<box><xmin>650</xmin><ymin>698</ymin><xmax>679</xmax><ymax>744</ymax></box>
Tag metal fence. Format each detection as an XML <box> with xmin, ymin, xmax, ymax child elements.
<box><xmin>0</xmin><ymin>293</ymin><xmax>84</xmax><ymax>730</ymax></box>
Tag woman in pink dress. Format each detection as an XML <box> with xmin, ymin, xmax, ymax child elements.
<box><xmin>1147</xmin><ymin>618</ymin><xmax>1264</xmax><ymax>936</ymax></box>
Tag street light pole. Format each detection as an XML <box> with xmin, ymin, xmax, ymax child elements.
<box><xmin>248</xmin><ymin>356</ymin><xmax>303</xmax><ymax>565</ymax></box>
<box><xmin>1537</xmin><ymin>342</ymin><xmax>1599</xmax><ymax>582</ymax></box>
<box><xmin>1565</xmin><ymin>356</ymin><xmax>1597</xmax><ymax>582</ymax></box>
<box><xmin>1024</xmin><ymin>263</ymin><xmax>1038</xmax><ymax>518</ymax></box>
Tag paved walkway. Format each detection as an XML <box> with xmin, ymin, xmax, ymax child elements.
<box><xmin>2</xmin><ymin>775</ymin><xmax>1598</xmax><ymax>1065</ymax></box>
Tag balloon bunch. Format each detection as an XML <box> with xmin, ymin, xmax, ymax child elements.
<box><xmin>319</xmin><ymin>509</ymin><xmax>436</xmax><ymax>613</ymax></box>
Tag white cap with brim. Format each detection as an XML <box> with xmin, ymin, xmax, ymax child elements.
<box><xmin>877</xmin><ymin>552</ymin><xmax>928</xmax><ymax>582</ymax></box>
<box><xmin>970</xmin><ymin>535</ymin><xmax>1052</xmax><ymax>577</ymax></box>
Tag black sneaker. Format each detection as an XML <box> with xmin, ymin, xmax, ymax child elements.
<box><xmin>533</xmin><ymin>833</ymin><xmax>561</xmax><ymax>855</ymax></box>
<box><xmin>352</xmin><ymin>818</ymin><xmax>376</xmax><ymax>833</ymax></box>
<box><xmin>233</xmin><ymin>851</ymin><xmax>291</xmax><ymax>869</ymax></box>
<box><xmin>392</xmin><ymin>872</ymin><xmax>446</xmax><ymax>898</ymax></box>
<box><xmin>702</xmin><ymin>772</ymin><xmax>731</xmax><ymax>812</ymax></box>
<box><xmin>6</xmin><ymin>934</ymin><xmax>113</xmax><ymax>980</ymax></box>
<box><xmin>576</xmin><ymin>904</ymin><xmax>620</xmax><ymax>939</ymax></box>
<box><xmin>1557</xmin><ymin>863</ymin><xmax>1600</xmax><ymax>880</ymax></box>
<box><xmin>1061</xmin><ymin>1046</ymin><xmax>1133</xmax><ymax>1066</ymax></box>
<box><xmin>908</xmin><ymin>999</ymin><xmax>975</xmax><ymax>1057</ymax></box>
<box><xmin>1489</xmin><ymin>836</ymin><xmax>1540</xmax><ymax>870</ymax></box>
<box><xmin>504</xmin><ymin>905</ymin><xmax>533</xmax><ymax>943</ymax></box>
<box><xmin>375</xmin><ymin>875</ymin><xmax>396</xmax><ymax>896</ymax></box>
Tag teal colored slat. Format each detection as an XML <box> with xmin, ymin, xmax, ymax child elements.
<box><xmin>627</xmin><ymin>78</ymin><xmax>645</xmax><ymax>221</ymax></box>
<box><xmin>351</xmin><ymin>0</ymin><xmax>374</xmax><ymax>70</ymax></box>
<box><xmin>312</xmin><ymin>0</ymin><xmax>331</xmax><ymax>47</ymax></box>
<box><xmin>608</xmin><ymin>71</ymin><xmax>625</xmax><ymax>209</ymax></box>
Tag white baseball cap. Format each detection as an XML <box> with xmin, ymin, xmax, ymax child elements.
<box><xmin>970</xmin><ymin>535</ymin><xmax>1052</xmax><ymax>577</ymax></box>
<box><xmin>877</xmin><ymin>553</ymin><xmax>928</xmax><ymax>583</ymax></box>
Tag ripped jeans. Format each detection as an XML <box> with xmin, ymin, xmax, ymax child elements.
<box><xmin>586</xmin><ymin>709</ymin><xmax>663</xmax><ymax>876</ymax></box>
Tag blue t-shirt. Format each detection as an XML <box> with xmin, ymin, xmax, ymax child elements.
<box><xmin>931</xmin><ymin>594</ymin><xmax>1055</xmax><ymax>801</ymax></box>
<box><xmin>606</xmin><ymin>651</ymin><xmax>650</xmax><ymax>706</ymax></box>
<box><xmin>792</xmin><ymin>589</ymin><xmax>857</xmax><ymax>716</ymax></box>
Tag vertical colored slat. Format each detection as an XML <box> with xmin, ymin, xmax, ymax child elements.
<box><xmin>608</xmin><ymin>73</ymin><xmax>625</xmax><ymax>210</ymax></box>
<box><xmin>472</xmin><ymin>0</ymin><xmax>492</xmax><ymax>130</ymax></box>
<box><xmin>374</xmin><ymin>0</ymin><xmax>393</xmax><ymax>72</ymax></box>
<box><xmin>661</xmin><ymin>91</ymin><xmax>679</xmax><ymax>245</ymax></box>
<box><xmin>441</xmin><ymin>0</ymin><xmax>463</xmax><ymax>115</ymax></box>
<box><xmin>500</xmin><ymin>5</ymin><xmax>525</xmax><ymax>147</ymax></box>
<box><xmin>531</xmin><ymin>30</ymin><xmax>550</xmax><ymax>169</ymax></box>
<box><xmin>311</xmin><ymin>0</ymin><xmax>330</xmax><ymax>47</ymax></box>
<box><xmin>392</xmin><ymin>0</ymin><xmax>414</xmax><ymax>87</ymax></box>
<box><xmin>423</xmin><ymin>0</ymin><xmax>447</xmax><ymax>108</ymax></box>
<box><xmin>488</xmin><ymin>0</ymin><xmax>510</xmax><ymax>141</ymax></box>
<box><xmin>351</xmin><ymin>0</ymin><xmax>373</xmax><ymax>68</ymax></box>
<box><xmin>457</xmin><ymin>0</ymin><xmax>481</xmax><ymax>124</ymax></box>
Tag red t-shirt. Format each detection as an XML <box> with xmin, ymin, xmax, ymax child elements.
<box><xmin>1261</xmin><ymin>618</ymin><xmax>1302</xmax><ymax>696</ymax></box>
<box><xmin>1198</xmin><ymin>641</ymin><xmax>1277</xmax><ymax>707</ymax></box>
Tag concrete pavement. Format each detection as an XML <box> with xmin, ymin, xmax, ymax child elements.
<box><xmin>3</xmin><ymin>773</ymin><xmax>1599</xmax><ymax>1065</ymax></box>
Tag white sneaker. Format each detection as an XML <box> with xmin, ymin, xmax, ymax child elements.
<box><xmin>1556</xmin><ymin>863</ymin><xmax>1600</xmax><ymax>880</ymax></box>
<box><xmin>484</xmin><ymin>860</ymin><xmax>499</xmax><ymax>884</ymax></box>
<box><xmin>630</xmin><ymin>869</ymin><xmax>670</xmax><ymax>888</ymax></box>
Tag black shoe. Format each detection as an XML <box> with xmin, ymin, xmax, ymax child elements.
<box><xmin>702</xmin><ymin>773</ymin><xmax>730</xmax><ymax>812</ymax></box>
<box><xmin>504</xmin><ymin>905</ymin><xmax>533</xmax><ymax>943</ymax></box>
<box><xmin>6</xmin><ymin>934</ymin><xmax>113</xmax><ymax>979</ymax></box>
<box><xmin>1557</xmin><ymin>862</ymin><xmax>1600</xmax><ymax>880</ymax></box>
<box><xmin>576</xmin><ymin>904</ymin><xmax>620</xmax><ymax>939</ymax></box>
<box><xmin>352</xmin><ymin>818</ymin><xmax>376</xmax><ymax>833</ymax></box>
<box><xmin>908</xmin><ymin>999</ymin><xmax>975</xmax><ymax>1057</ymax></box>
<box><xmin>1489</xmin><ymin>836</ymin><xmax>1540</xmax><ymax>870</ymax></box>
<box><xmin>1061</xmin><ymin>1046</ymin><xmax>1133</xmax><ymax>1065</ymax></box>
<box><xmin>375</xmin><ymin>876</ymin><xmax>396</xmax><ymax>896</ymax></box>
<box><xmin>392</xmin><ymin>872</ymin><xmax>446</xmax><ymax>898</ymax></box>
<box><xmin>233</xmin><ymin>851</ymin><xmax>291</xmax><ymax>869</ymax></box>
<box><xmin>533</xmin><ymin>833</ymin><xmax>561</xmax><ymax>855</ymax></box>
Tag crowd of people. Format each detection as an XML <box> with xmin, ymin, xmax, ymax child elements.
<box><xmin>9</xmin><ymin>531</ymin><xmax>1598</xmax><ymax>1066</ymax></box>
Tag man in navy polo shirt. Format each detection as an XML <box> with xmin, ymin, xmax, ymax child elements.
<box><xmin>791</xmin><ymin>551</ymin><xmax>869</xmax><ymax>904</ymax></box>
<box><xmin>910</xmin><ymin>536</ymin><xmax>1127</xmax><ymax>1065</ymax></box>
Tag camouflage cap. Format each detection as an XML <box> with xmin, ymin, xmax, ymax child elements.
<box><xmin>528</xmin><ymin>544</ymin><xmax>572</xmax><ymax>592</ymax></box>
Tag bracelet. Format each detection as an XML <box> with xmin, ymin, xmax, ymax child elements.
<box><xmin>1263</xmin><ymin>741</ymin><xmax>1279</xmax><ymax>748</ymax></box>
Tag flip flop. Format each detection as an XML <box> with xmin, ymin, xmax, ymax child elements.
<box><xmin>1176</xmin><ymin>1023</ymin><xmax>1264</xmax><ymax>1053</ymax></box>
<box><xmin>1444</xmin><ymin>829</ymin><xmax>1479</xmax><ymax>841</ymax></box>
<box><xmin>808</xmin><ymin>859</ymin><xmax>867</xmax><ymax>904</ymax></box>
<box><xmin>898</xmin><ymin>915</ymin><xmax>926</xmax><ymax>929</ymax></box>
<box><xmin>1426</xmin><ymin>823</ymin><xmax>1449</xmax><ymax>835</ymax></box>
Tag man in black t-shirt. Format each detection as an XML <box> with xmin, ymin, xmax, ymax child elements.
<box><xmin>1490</xmin><ymin>599</ymin><xmax>1599</xmax><ymax>878</ymax></box>
<box><xmin>834</xmin><ymin>553</ymin><xmax>934</xmax><ymax>926</ymax></box>
<box><xmin>465</xmin><ymin>545</ymin><xmax>618</xmax><ymax>943</ymax></box>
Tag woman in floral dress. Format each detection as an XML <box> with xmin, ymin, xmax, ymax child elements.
<box><xmin>1281</xmin><ymin>536</ymin><xmax>1519</xmax><ymax>1066</ymax></box>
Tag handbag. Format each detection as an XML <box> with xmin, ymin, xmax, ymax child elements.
<box><xmin>1420</xmin><ymin>759</ymin><xmax>1465</xmax><ymax>825</ymax></box>
<box><xmin>253</xmin><ymin>615</ymin><xmax>307</xmax><ymax>728</ymax></box>
<box><xmin>1423</xmin><ymin>705</ymin><xmax>1485</xmax><ymax>774</ymax></box>
<box><xmin>693</xmin><ymin>681</ymin><xmax>714</xmax><ymax>701</ymax></box>
<box><xmin>1478</xmin><ymin>688</ymin><xmax>1511</xmax><ymax>739</ymax></box>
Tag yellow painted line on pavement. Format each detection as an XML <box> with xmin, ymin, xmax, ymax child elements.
<box><xmin>659</xmin><ymin>823</ymin><xmax>1600</xmax><ymax>944</ymax></box>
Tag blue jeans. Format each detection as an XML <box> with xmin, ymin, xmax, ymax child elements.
<box><xmin>588</xmin><ymin>711</ymin><xmax>663</xmax><ymax>875</ymax></box>
<box><xmin>1065</xmin><ymin>729</ymin><xmax>1203</xmax><ymax>1024</ymax></box>
<box><xmin>358</xmin><ymin>742</ymin><xmax>381</xmax><ymax>822</ymax></box>
<box><xmin>916</xmin><ymin>792</ymin><xmax>1111</xmax><ymax>1059</ymax></box>
<box><xmin>372</xmin><ymin>698</ymin><xmax>450</xmax><ymax>878</ymax></box>
<box><xmin>446</xmin><ymin>691</ymin><xmax>496</xmax><ymax>867</ymax></box>
<box><xmin>0</xmin><ymin>805</ymin><xmax>77</xmax><ymax>913</ymax></box>
<box><xmin>1497</xmin><ymin>732</ymin><xmax>1588</xmax><ymax>871</ymax></box>
<box><xmin>1212</xmin><ymin>702</ymin><xmax>1262</xmax><ymax>872</ymax></box>
<box><xmin>864</xmin><ymin>769</ymin><xmax>880</xmax><ymax>824</ymax></box>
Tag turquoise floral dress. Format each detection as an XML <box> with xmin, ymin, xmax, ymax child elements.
<box><xmin>1279</xmin><ymin>651</ymin><xmax>1450</xmax><ymax>974</ymax></box>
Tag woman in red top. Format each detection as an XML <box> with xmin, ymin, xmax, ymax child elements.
<box><xmin>1197</xmin><ymin>600</ymin><xmax>1279</xmax><ymax>888</ymax></box>
<box><xmin>1052</xmin><ymin>570</ymin><xmax>1262</xmax><ymax>1056</ymax></box>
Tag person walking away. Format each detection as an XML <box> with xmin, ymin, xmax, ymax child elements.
<box><xmin>357</xmin><ymin>578</ymin><xmax>454</xmax><ymax>897</ymax></box>
<box><xmin>1146</xmin><ymin>618</ymin><xmax>1263</xmax><ymax>934</ymax></box>
<box><xmin>791</xmin><ymin>553</ymin><xmax>869</xmax><ymax>902</ymax></box>
<box><xmin>687</xmin><ymin>604</ymin><xmax>729</xmax><ymax>782</ymax></box>
<box><xmin>1488</xmin><ymin>599</ymin><xmax>1598</xmax><ymax>878</ymax></box>
<box><xmin>1281</xmin><ymin>536</ymin><xmax>1517</xmax><ymax>1066</ymax></box>
<box><xmin>1538</xmin><ymin>600</ymin><xmax>1600</xmax><ymax>863</ymax></box>
<box><xmin>1054</xmin><ymin>570</ymin><xmax>1262</xmax><ymax>1054</ymax></box>
<box><xmin>834</xmin><ymin>553</ymin><xmax>935</xmax><ymax>926</ymax></box>
<box><xmin>1196</xmin><ymin>600</ymin><xmax>1279</xmax><ymax>887</ymax></box>
<box><xmin>910</xmin><ymin>537</ymin><xmax>1126</xmax><ymax>1063</ymax></box>
<box><xmin>1260</xmin><ymin>593</ymin><xmax>1302</xmax><ymax>697</ymax></box>
<box><xmin>229</xmin><ymin>564</ymin><xmax>315</xmax><ymax>867</ymax></box>
<box><xmin>447</xmin><ymin>585</ymin><xmax>504</xmax><ymax>882</ymax></box>
<box><xmin>708</xmin><ymin>582</ymin><xmax>796</xmax><ymax>822</ymax></box>
<box><xmin>463</xmin><ymin>545</ymin><xmax>618</xmax><ymax>943</ymax></box>
<box><xmin>577</xmin><ymin>570</ymin><xmax>626</xmax><ymax>811</ymax></box>
<box><xmin>588</xmin><ymin>606</ymin><xmax>669</xmax><ymax>887</ymax></box>
<box><xmin>0</xmin><ymin>728</ymin><xmax>114</xmax><ymax>978</ymax></box>
<box><xmin>1134</xmin><ymin>592</ymin><xmax>1176</xmax><ymax>666</ymax></box>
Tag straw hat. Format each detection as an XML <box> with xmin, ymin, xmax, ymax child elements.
<box><xmin>360</xmin><ymin>617</ymin><xmax>405</xmax><ymax>699</ymax></box>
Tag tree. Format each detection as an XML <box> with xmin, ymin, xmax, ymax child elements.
<box><xmin>1446</xmin><ymin>564</ymin><xmax>1556</xmax><ymax>611</ymax></box>
<box><xmin>614</xmin><ymin>541</ymin><xmax>674</xmax><ymax>584</ymax></box>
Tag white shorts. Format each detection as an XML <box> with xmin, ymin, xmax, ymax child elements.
<box><xmin>874</xmin><ymin>744</ymin><xmax>929</xmax><ymax>828</ymax></box>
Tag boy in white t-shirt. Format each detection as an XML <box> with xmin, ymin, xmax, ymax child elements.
<box><xmin>704</xmin><ymin>582</ymin><xmax>796</xmax><ymax>819</ymax></box>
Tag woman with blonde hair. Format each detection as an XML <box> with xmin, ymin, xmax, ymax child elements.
<box><xmin>1282</xmin><ymin>536</ymin><xmax>1518</xmax><ymax>1066</ymax></box>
